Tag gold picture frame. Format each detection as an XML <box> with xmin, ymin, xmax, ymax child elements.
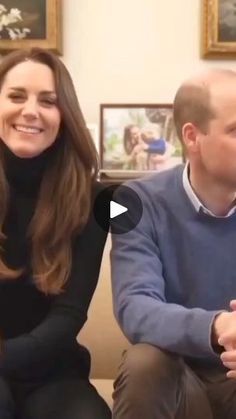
<box><xmin>0</xmin><ymin>0</ymin><xmax>62</xmax><ymax>55</ymax></box>
<box><xmin>202</xmin><ymin>0</ymin><xmax>236</xmax><ymax>58</ymax></box>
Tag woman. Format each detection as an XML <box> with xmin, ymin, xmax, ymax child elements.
<box><xmin>0</xmin><ymin>48</ymin><xmax>111</xmax><ymax>418</ymax></box>
<box><xmin>123</xmin><ymin>124</ymin><xmax>148</xmax><ymax>170</ymax></box>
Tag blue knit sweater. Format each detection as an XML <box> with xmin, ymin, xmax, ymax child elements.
<box><xmin>111</xmin><ymin>165</ymin><xmax>236</xmax><ymax>366</ymax></box>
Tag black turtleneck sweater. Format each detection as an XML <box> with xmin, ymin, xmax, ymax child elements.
<box><xmin>0</xmin><ymin>143</ymin><xmax>107</xmax><ymax>380</ymax></box>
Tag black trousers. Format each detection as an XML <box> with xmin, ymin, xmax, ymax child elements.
<box><xmin>0</xmin><ymin>374</ymin><xmax>111</xmax><ymax>419</ymax></box>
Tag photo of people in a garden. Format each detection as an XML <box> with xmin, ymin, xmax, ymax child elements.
<box><xmin>100</xmin><ymin>105</ymin><xmax>183</xmax><ymax>177</ymax></box>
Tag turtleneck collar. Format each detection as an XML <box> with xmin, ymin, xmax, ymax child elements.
<box><xmin>1</xmin><ymin>139</ymin><xmax>61</xmax><ymax>194</ymax></box>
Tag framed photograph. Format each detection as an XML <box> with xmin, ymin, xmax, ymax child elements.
<box><xmin>0</xmin><ymin>0</ymin><xmax>62</xmax><ymax>54</ymax></box>
<box><xmin>202</xmin><ymin>0</ymin><xmax>236</xmax><ymax>58</ymax></box>
<box><xmin>99</xmin><ymin>104</ymin><xmax>183</xmax><ymax>182</ymax></box>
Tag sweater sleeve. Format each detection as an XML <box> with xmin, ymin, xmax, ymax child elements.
<box><xmin>111</xmin><ymin>183</ymin><xmax>221</xmax><ymax>361</ymax></box>
<box><xmin>0</xmin><ymin>195</ymin><xmax>108</xmax><ymax>377</ymax></box>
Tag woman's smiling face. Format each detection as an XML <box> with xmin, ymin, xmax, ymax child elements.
<box><xmin>0</xmin><ymin>60</ymin><xmax>61</xmax><ymax>158</ymax></box>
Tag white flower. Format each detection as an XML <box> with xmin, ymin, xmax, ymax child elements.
<box><xmin>0</xmin><ymin>14</ymin><xmax>11</xmax><ymax>26</ymax></box>
<box><xmin>7</xmin><ymin>28</ymin><xmax>17</xmax><ymax>40</ymax></box>
<box><xmin>9</xmin><ymin>8</ymin><xmax>22</xmax><ymax>21</ymax></box>
<box><xmin>7</xmin><ymin>27</ymin><xmax>31</xmax><ymax>40</ymax></box>
<box><xmin>6</xmin><ymin>11</ymin><xmax>22</xmax><ymax>25</ymax></box>
<box><xmin>0</xmin><ymin>4</ymin><xmax>7</xmax><ymax>14</ymax></box>
<box><xmin>0</xmin><ymin>11</ymin><xmax>21</xmax><ymax>28</ymax></box>
<box><xmin>0</xmin><ymin>4</ymin><xmax>30</xmax><ymax>39</ymax></box>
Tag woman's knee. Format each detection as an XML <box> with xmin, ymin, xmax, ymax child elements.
<box><xmin>20</xmin><ymin>378</ymin><xmax>111</xmax><ymax>419</ymax></box>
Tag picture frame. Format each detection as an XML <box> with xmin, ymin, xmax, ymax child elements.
<box><xmin>99</xmin><ymin>104</ymin><xmax>183</xmax><ymax>183</ymax></box>
<box><xmin>201</xmin><ymin>0</ymin><xmax>236</xmax><ymax>58</ymax></box>
<box><xmin>0</xmin><ymin>0</ymin><xmax>62</xmax><ymax>55</ymax></box>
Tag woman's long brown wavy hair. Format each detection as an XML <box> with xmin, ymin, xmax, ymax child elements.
<box><xmin>0</xmin><ymin>47</ymin><xmax>98</xmax><ymax>295</ymax></box>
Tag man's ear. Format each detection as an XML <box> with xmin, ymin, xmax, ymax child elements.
<box><xmin>182</xmin><ymin>123</ymin><xmax>201</xmax><ymax>154</ymax></box>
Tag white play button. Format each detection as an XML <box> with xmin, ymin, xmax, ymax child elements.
<box><xmin>110</xmin><ymin>200</ymin><xmax>128</xmax><ymax>219</ymax></box>
<box><xmin>94</xmin><ymin>185</ymin><xmax>143</xmax><ymax>233</ymax></box>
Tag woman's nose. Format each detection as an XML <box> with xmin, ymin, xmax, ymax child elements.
<box><xmin>21</xmin><ymin>99</ymin><xmax>39</xmax><ymax>118</ymax></box>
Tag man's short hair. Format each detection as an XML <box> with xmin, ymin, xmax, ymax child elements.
<box><xmin>173</xmin><ymin>83</ymin><xmax>215</xmax><ymax>144</ymax></box>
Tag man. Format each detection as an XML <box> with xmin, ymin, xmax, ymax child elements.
<box><xmin>111</xmin><ymin>69</ymin><xmax>236</xmax><ymax>419</ymax></box>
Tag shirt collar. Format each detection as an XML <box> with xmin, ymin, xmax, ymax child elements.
<box><xmin>182</xmin><ymin>163</ymin><xmax>236</xmax><ymax>218</ymax></box>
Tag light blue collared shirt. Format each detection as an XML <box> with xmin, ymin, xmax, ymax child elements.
<box><xmin>182</xmin><ymin>164</ymin><xmax>236</xmax><ymax>218</ymax></box>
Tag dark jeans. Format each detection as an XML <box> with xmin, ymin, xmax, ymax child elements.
<box><xmin>0</xmin><ymin>373</ymin><xmax>111</xmax><ymax>419</ymax></box>
<box><xmin>112</xmin><ymin>343</ymin><xmax>236</xmax><ymax>419</ymax></box>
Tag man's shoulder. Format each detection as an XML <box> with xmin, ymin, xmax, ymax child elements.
<box><xmin>124</xmin><ymin>165</ymin><xmax>184</xmax><ymax>199</ymax></box>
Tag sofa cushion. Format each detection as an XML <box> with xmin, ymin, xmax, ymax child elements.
<box><xmin>91</xmin><ymin>378</ymin><xmax>114</xmax><ymax>408</ymax></box>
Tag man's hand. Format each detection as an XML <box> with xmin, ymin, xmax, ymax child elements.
<box><xmin>212</xmin><ymin>311</ymin><xmax>231</xmax><ymax>347</ymax></box>
<box><xmin>213</xmin><ymin>300</ymin><xmax>236</xmax><ymax>378</ymax></box>
<box><xmin>220</xmin><ymin>350</ymin><xmax>236</xmax><ymax>378</ymax></box>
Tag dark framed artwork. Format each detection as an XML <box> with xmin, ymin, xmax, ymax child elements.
<box><xmin>99</xmin><ymin>104</ymin><xmax>183</xmax><ymax>183</ymax></box>
<box><xmin>0</xmin><ymin>0</ymin><xmax>62</xmax><ymax>54</ymax></box>
<box><xmin>202</xmin><ymin>0</ymin><xmax>236</xmax><ymax>58</ymax></box>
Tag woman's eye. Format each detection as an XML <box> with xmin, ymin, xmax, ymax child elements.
<box><xmin>228</xmin><ymin>127</ymin><xmax>236</xmax><ymax>135</ymax></box>
<box><xmin>40</xmin><ymin>98</ymin><xmax>57</xmax><ymax>106</ymax></box>
<box><xmin>8</xmin><ymin>94</ymin><xmax>25</xmax><ymax>102</ymax></box>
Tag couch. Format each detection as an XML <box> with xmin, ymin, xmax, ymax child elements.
<box><xmin>78</xmin><ymin>235</ymin><xmax>129</xmax><ymax>408</ymax></box>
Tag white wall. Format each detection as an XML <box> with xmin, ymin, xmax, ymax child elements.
<box><xmin>62</xmin><ymin>0</ymin><xmax>236</xmax><ymax>126</ymax></box>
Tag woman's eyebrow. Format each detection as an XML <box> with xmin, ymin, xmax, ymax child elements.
<box><xmin>8</xmin><ymin>87</ymin><xmax>26</xmax><ymax>92</ymax></box>
<box><xmin>39</xmin><ymin>91</ymin><xmax>57</xmax><ymax>96</ymax></box>
<box><xmin>8</xmin><ymin>87</ymin><xmax>57</xmax><ymax>96</ymax></box>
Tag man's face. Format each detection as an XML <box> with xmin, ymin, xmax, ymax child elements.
<box><xmin>196</xmin><ymin>80</ymin><xmax>236</xmax><ymax>188</ymax></box>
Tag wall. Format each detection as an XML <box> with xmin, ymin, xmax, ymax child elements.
<box><xmin>62</xmin><ymin>0</ymin><xmax>236</xmax><ymax>127</ymax></box>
